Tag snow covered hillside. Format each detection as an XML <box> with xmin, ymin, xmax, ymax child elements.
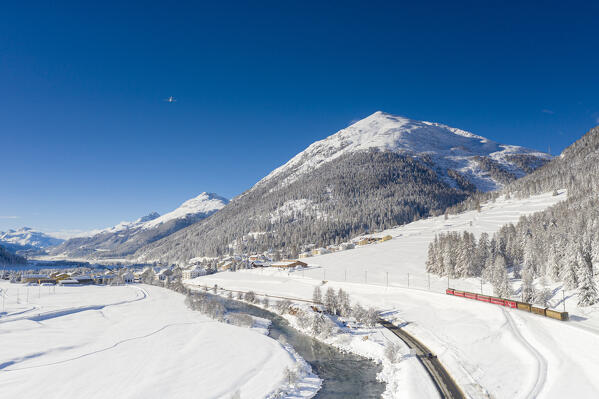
<box><xmin>49</xmin><ymin>192</ymin><xmax>228</xmax><ymax>259</ymax></box>
<box><xmin>187</xmin><ymin>190</ymin><xmax>599</xmax><ymax>398</ymax></box>
<box><xmin>257</xmin><ymin>111</ymin><xmax>550</xmax><ymax>192</ymax></box>
<box><xmin>134</xmin><ymin>112</ymin><xmax>550</xmax><ymax>265</ymax></box>
<box><xmin>0</xmin><ymin>227</ymin><xmax>64</xmax><ymax>252</ymax></box>
<box><xmin>0</xmin><ymin>282</ymin><xmax>310</xmax><ymax>399</ymax></box>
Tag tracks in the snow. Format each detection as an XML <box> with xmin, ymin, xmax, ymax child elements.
<box><xmin>501</xmin><ymin>308</ymin><xmax>548</xmax><ymax>399</ymax></box>
<box><xmin>0</xmin><ymin>285</ymin><xmax>148</xmax><ymax>324</ymax></box>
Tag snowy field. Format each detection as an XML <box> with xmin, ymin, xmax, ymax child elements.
<box><xmin>0</xmin><ymin>282</ymin><xmax>317</xmax><ymax>399</ymax></box>
<box><xmin>189</xmin><ymin>190</ymin><xmax>599</xmax><ymax>398</ymax></box>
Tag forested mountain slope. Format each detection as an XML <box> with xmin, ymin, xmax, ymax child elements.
<box><xmin>50</xmin><ymin>193</ymin><xmax>228</xmax><ymax>259</ymax></box>
<box><xmin>428</xmin><ymin>125</ymin><xmax>599</xmax><ymax>306</ymax></box>
<box><xmin>134</xmin><ymin>112</ymin><xmax>550</xmax><ymax>265</ymax></box>
<box><xmin>0</xmin><ymin>244</ymin><xmax>27</xmax><ymax>265</ymax></box>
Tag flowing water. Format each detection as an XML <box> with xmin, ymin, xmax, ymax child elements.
<box><xmin>222</xmin><ymin>297</ymin><xmax>386</xmax><ymax>398</ymax></box>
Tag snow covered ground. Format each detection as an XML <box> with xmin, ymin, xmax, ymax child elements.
<box><xmin>188</xmin><ymin>190</ymin><xmax>599</xmax><ymax>398</ymax></box>
<box><xmin>0</xmin><ymin>282</ymin><xmax>318</xmax><ymax>399</ymax></box>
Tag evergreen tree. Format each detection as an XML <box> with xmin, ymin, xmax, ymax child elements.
<box><xmin>491</xmin><ymin>255</ymin><xmax>511</xmax><ymax>298</ymax></box>
<box><xmin>324</xmin><ymin>288</ymin><xmax>338</xmax><ymax>315</ymax></box>
<box><xmin>337</xmin><ymin>288</ymin><xmax>351</xmax><ymax>317</ymax></box>
<box><xmin>562</xmin><ymin>261</ymin><xmax>579</xmax><ymax>290</ymax></box>
<box><xmin>475</xmin><ymin>233</ymin><xmax>490</xmax><ymax>275</ymax></box>
<box><xmin>547</xmin><ymin>242</ymin><xmax>562</xmax><ymax>282</ymax></box>
<box><xmin>521</xmin><ymin>269</ymin><xmax>535</xmax><ymax>303</ymax></box>
<box><xmin>312</xmin><ymin>286</ymin><xmax>322</xmax><ymax>304</ymax></box>
<box><xmin>577</xmin><ymin>265</ymin><xmax>598</xmax><ymax>306</ymax></box>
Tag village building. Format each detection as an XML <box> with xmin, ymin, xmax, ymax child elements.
<box><xmin>58</xmin><ymin>279</ymin><xmax>80</xmax><ymax>286</ymax></box>
<box><xmin>95</xmin><ymin>274</ymin><xmax>116</xmax><ymax>285</ymax></box>
<box><xmin>122</xmin><ymin>271</ymin><xmax>135</xmax><ymax>284</ymax></box>
<box><xmin>312</xmin><ymin>247</ymin><xmax>330</xmax><ymax>256</ymax></box>
<box><xmin>50</xmin><ymin>272</ymin><xmax>71</xmax><ymax>281</ymax></box>
<box><xmin>378</xmin><ymin>235</ymin><xmax>392</xmax><ymax>243</ymax></box>
<box><xmin>21</xmin><ymin>274</ymin><xmax>50</xmax><ymax>284</ymax></box>
<box><xmin>250</xmin><ymin>260</ymin><xmax>269</xmax><ymax>268</ymax></box>
<box><xmin>270</xmin><ymin>260</ymin><xmax>308</xmax><ymax>268</ymax></box>
<box><xmin>182</xmin><ymin>266</ymin><xmax>206</xmax><ymax>280</ymax></box>
<box><xmin>71</xmin><ymin>275</ymin><xmax>95</xmax><ymax>285</ymax></box>
<box><xmin>357</xmin><ymin>237</ymin><xmax>378</xmax><ymax>246</ymax></box>
<box><xmin>157</xmin><ymin>268</ymin><xmax>173</xmax><ymax>281</ymax></box>
<box><xmin>218</xmin><ymin>261</ymin><xmax>234</xmax><ymax>271</ymax></box>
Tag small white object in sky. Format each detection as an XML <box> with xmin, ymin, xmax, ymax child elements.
<box><xmin>165</xmin><ymin>96</ymin><xmax>176</xmax><ymax>103</ymax></box>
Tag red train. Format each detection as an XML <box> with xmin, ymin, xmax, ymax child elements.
<box><xmin>446</xmin><ymin>288</ymin><xmax>517</xmax><ymax>308</ymax></box>
<box><xmin>446</xmin><ymin>288</ymin><xmax>569</xmax><ymax>321</ymax></box>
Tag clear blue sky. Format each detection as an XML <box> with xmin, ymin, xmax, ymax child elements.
<box><xmin>2</xmin><ymin>1</ymin><xmax>598</xmax><ymax>234</ymax></box>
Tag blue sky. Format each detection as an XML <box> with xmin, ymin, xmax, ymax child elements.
<box><xmin>1</xmin><ymin>1</ymin><xmax>598</xmax><ymax>234</ymax></box>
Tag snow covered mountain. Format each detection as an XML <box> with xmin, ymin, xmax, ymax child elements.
<box><xmin>257</xmin><ymin>111</ymin><xmax>550</xmax><ymax>192</ymax></box>
<box><xmin>50</xmin><ymin>192</ymin><xmax>228</xmax><ymax>259</ymax></box>
<box><xmin>0</xmin><ymin>227</ymin><xmax>64</xmax><ymax>253</ymax></box>
<box><xmin>134</xmin><ymin>112</ymin><xmax>551</xmax><ymax>265</ymax></box>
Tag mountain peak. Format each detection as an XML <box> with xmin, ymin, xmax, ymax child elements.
<box><xmin>138</xmin><ymin>212</ymin><xmax>161</xmax><ymax>223</ymax></box>
<box><xmin>256</xmin><ymin>111</ymin><xmax>550</xmax><ymax>191</ymax></box>
<box><xmin>140</xmin><ymin>192</ymin><xmax>229</xmax><ymax>229</ymax></box>
<box><xmin>50</xmin><ymin>191</ymin><xmax>230</xmax><ymax>259</ymax></box>
<box><xmin>0</xmin><ymin>227</ymin><xmax>64</xmax><ymax>250</ymax></box>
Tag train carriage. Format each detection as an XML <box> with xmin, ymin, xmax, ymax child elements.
<box><xmin>446</xmin><ymin>288</ymin><xmax>568</xmax><ymax>321</ymax></box>
<box><xmin>476</xmin><ymin>294</ymin><xmax>491</xmax><ymax>303</ymax></box>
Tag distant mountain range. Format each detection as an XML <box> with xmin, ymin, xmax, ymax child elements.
<box><xmin>47</xmin><ymin>192</ymin><xmax>228</xmax><ymax>259</ymax></box>
<box><xmin>132</xmin><ymin>111</ymin><xmax>551</xmax><ymax>265</ymax></box>
<box><xmin>0</xmin><ymin>227</ymin><xmax>64</xmax><ymax>253</ymax></box>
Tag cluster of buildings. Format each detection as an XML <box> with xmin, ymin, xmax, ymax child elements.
<box><xmin>1</xmin><ymin>234</ymin><xmax>395</xmax><ymax>287</ymax></box>
<box><xmin>179</xmin><ymin>234</ymin><xmax>394</xmax><ymax>274</ymax></box>
<box><xmin>13</xmin><ymin>269</ymin><xmax>129</xmax><ymax>286</ymax></box>
<box><xmin>298</xmin><ymin>234</ymin><xmax>392</xmax><ymax>259</ymax></box>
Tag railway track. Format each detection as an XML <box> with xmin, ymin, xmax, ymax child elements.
<box><xmin>379</xmin><ymin>319</ymin><xmax>465</xmax><ymax>399</ymax></box>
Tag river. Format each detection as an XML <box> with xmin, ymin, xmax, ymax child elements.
<box><xmin>221</xmin><ymin>296</ymin><xmax>386</xmax><ymax>398</ymax></box>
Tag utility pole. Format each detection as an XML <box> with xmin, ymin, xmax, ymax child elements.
<box><xmin>407</xmin><ymin>273</ymin><xmax>410</xmax><ymax>288</ymax></box>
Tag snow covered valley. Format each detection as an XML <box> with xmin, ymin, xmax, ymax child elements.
<box><xmin>188</xmin><ymin>190</ymin><xmax>599</xmax><ymax>398</ymax></box>
<box><xmin>0</xmin><ymin>282</ymin><xmax>325</xmax><ymax>399</ymax></box>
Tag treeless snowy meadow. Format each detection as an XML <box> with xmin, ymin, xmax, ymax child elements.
<box><xmin>0</xmin><ymin>282</ymin><xmax>317</xmax><ymax>399</ymax></box>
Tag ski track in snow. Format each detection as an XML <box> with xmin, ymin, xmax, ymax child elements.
<box><xmin>0</xmin><ymin>285</ymin><xmax>147</xmax><ymax>324</ymax></box>
<box><xmin>1</xmin><ymin>321</ymin><xmax>205</xmax><ymax>371</ymax></box>
<box><xmin>501</xmin><ymin>308</ymin><xmax>548</xmax><ymax>399</ymax></box>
